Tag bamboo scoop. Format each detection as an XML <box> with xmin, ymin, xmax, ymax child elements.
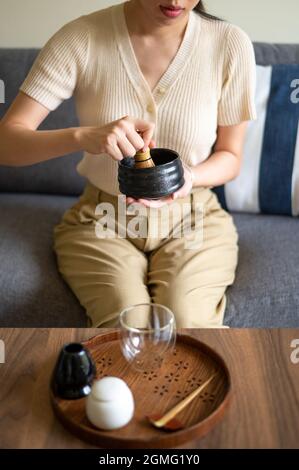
<box><xmin>148</xmin><ymin>372</ymin><xmax>218</xmax><ymax>432</ymax></box>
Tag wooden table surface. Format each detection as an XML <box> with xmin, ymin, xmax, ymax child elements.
<box><xmin>0</xmin><ymin>328</ymin><xmax>298</xmax><ymax>449</ymax></box>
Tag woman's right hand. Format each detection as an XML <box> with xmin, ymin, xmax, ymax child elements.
<box><xmin>74</xmin><ymin>116</ymin><xmax>155</xmax><ymax>161</ymax></box>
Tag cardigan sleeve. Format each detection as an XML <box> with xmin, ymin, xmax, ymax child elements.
<box><xmin>217</xmin><ymin>25</ymin><xmax>257</xmax><ymax>126</ymax></box>
<box><xmin>19</xmin><ymin>17</ymin><xmax>90</xmax><ymax>111</ymax></box>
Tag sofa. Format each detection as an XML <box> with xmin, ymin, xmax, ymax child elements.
<box><xmin>0</xmin><ymin>43</ymin><xmax>299</xmax><ymax>327</ymax></box>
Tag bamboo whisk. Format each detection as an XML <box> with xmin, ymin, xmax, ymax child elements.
<box><xmin>134</xmin><ymin>148</ymin><xmax>155</xmax><ymax>169</ymax></box>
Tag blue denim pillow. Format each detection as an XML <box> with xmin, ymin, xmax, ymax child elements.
<box><xmin>214</xmin><ymin>64</ymin><xmax>299</xmax><ymax>216</ymax></box>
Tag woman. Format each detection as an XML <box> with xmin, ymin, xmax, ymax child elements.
<box><xmin>0</xmin><ymin>1</ymin><xmax>256</xmax><ymax>327</ymax></box>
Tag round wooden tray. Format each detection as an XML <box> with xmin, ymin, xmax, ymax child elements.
<box><xmin>50</xmin><ymin>331</ymin><xmax>231</xmax><ymax>449</ymax></box>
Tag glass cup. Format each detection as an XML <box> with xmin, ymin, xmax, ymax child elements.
<box><xmin>119</xmin><ymin>303</ymin><xmax>176</xmax><ymax>372</ymax></box>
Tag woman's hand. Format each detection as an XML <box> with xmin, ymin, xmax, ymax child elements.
<box><xmin>74</xmin><ymin>116</ymin><xmax>155</xmax><ymax>161</ymax></box>
<box><xmin>126</xmin><ymin>163</ymin><xmax>194</xmax><ymax>208</ymax></box>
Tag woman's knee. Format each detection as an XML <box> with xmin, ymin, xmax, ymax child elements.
<box><xmin>81</xmin><ymin>285</ymin><xmax>151</xmax><ymax>327</ymax></box>
<box><xmin>153</xmin><ymin>285</ymin><xmax>227</xmax><ymax>328</ymax></box>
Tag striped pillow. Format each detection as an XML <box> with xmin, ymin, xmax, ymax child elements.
<box><xmin>214</xmin><ymin>64</ymin><xmax>299</xmax><ymax>216</ymax></box>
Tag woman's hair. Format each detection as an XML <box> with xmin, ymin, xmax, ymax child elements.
<box><xmin>193</xmin><ymin>1</ymin><xmax>222</xmax><ymax>21</ymax></box>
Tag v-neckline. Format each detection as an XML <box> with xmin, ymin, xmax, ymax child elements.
<box><xmin>111</xmin><ymin>2</ymin><xmax>200</xmax><ymax>107</ymax></box>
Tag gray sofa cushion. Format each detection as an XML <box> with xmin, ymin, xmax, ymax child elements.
<box><xmin>0</xmin><ymin>191</ymin><xmax>298</xmax><ymax>327</ymax></box>
<box><xmin>0</xmin><ymin>192</ymin><xmax>86</xmax><ymax>326</ymax></box>
<box><xmin>1</xmin><ymin>43</ymin><xmax>299</xmax><ymax>196</ymax></box>
<box><xmin>226</xmin><ymin>213</ymin><xmax>299</xmax><ymax>327</ymax></box>
<box><xmin>1</xmin><ymin>42</ymin><xmax>299</xmax><ymax>327</ymax></box>
<box><xmin>0</xmin><ymin>49</ymin><xmax>86</xmax><ymax>196</ymax></box>
<box><xmin>254</xmin><ymin>42</ymin><xmax>299</xmax><ymax>65</ymax></box>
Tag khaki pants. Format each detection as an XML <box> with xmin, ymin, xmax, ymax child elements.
<box><xmin>53</xmin><ymin>183</ymin><xmax>238</xmax><ymax>328</ymax></box>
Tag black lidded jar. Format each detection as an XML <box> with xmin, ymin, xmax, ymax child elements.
<box><xmin>51</xmin><ymin>343</ymin><xmax>96</xmax><ymax>400</ymax></box>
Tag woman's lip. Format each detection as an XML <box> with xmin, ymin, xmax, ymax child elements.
<box><xmin>160</xmin><ymin>6</ymin><xmax>184</xmax><ymax>18</ymax></box>
<box><xmin>160</xmin><ymin>4</ymin><xmax>183</xmax><ymax>9</ymax></box>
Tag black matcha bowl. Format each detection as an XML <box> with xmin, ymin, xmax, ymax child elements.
<box><xmin>118</xmin><ymin>148</ymin><xmax>185</xmax><ymax>199</ymax></box>
<box><xmin>51</xmin><ymin>343</ymin><xmax>96</xmax><ymax>400</ymax></box>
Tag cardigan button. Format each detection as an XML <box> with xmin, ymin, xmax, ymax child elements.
<box><xmin>146</xmin><ymin>104</ymin><xmax>155</xmax><ymax>114</ymax></box>
<box><xmin>157</xmin><ymin>87</ymin><xmax>166</xmax><ymax>95</ymax></box>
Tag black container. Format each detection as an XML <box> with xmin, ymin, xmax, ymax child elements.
<box><xmin>118</xmin><ymin>148</ymin><xmax>185</xmax><ymax>199</ymax></box>
<box><xmin>51</xmin><ymin>343</ymin><xmax>96</xmax><ymax>400</ymax></box>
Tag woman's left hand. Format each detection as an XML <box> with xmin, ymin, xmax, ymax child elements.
<box><xmin>126</xmin><ymin>163</ymin><xmax>194</xmax><ymax>208</ymax></box>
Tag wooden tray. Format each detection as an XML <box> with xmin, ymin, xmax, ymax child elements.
<box><xmin>50</xmin><ymin>331</ymin><xmax>231</xmax><ymax>449</ymax></box>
